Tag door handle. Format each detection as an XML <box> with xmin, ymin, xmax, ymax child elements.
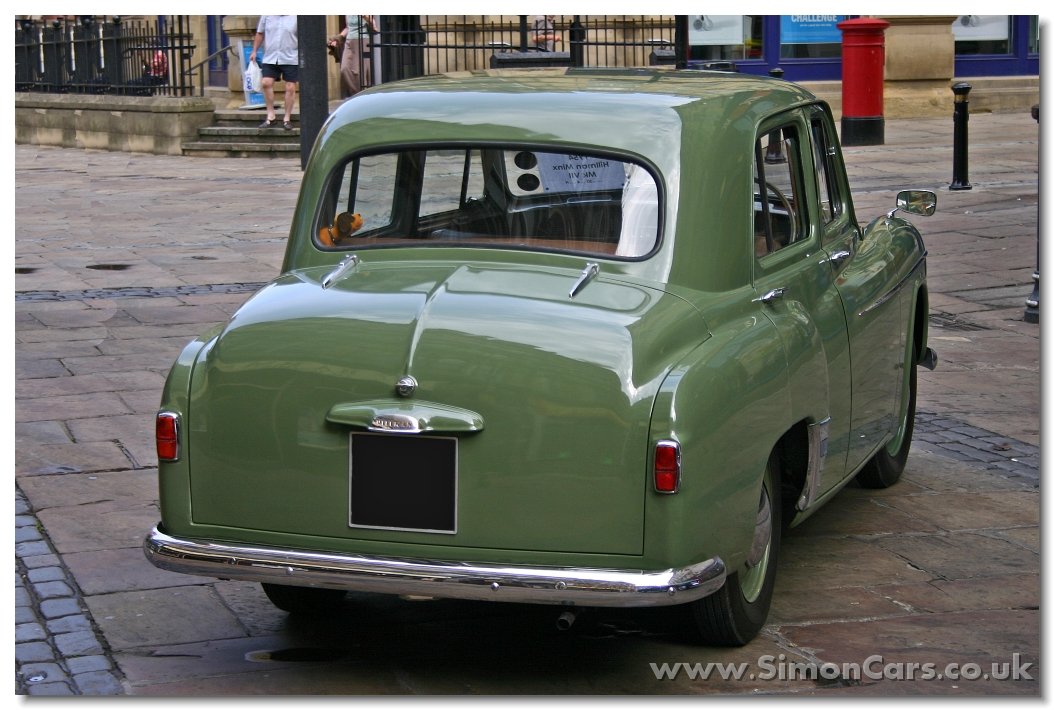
<box><xmin>753</xmin><ymin>287</ymin><xmax>786</xmax><ymax>304</ymax></box>
<box><xmin>829</xmin><ymin>249</ymin><xmax>852</xmax><ymax>268</ymax></box>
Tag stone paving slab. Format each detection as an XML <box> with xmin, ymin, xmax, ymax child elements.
<box><xmin>777</xmin><ymin>610</ymin><xmax>1039</xmax><ymax>695</ymax></box>
<box><xmin>36</xmin><ymin>503</ymin><xmax>160</xmax><ymax>555</ymax></box>
<box><xmin>63</xmin><ymin>548</ymin><xmax>212</xmax><ymax>596</ymax></box>
<box><xmin>880</xmin><ymin>490</ymin><xmax>1038</xmax><ymax>530</ymax></box>
<box><xmin>875</xmin><ymin>532</ymin><xmax>1039</xmax><ymax>581</ymax></box>
<box><xmin>872</xmin><ymin>572</ymin><xmax>1039</xmax><ymax>615</ymax></box>
<box><xmin>85</xmin><ymin>587</ymin><xmax>249</xmax><ymax>649</ymax></box>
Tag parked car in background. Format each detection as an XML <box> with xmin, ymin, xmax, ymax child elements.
<box><xmin>146</xmin><ymin>68</ymin><xmax>936</xmax><ymax>646</ymax></box>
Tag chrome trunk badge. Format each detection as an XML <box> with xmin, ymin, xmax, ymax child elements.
<box><xmin>368</xmin><ymin>413</ymin><xmax>421</xmax><ymax>433</ymax></box>
<box><xmin>396</xmin><ymin>376</ymin><xmax>418</xmax><ymax>398</ymax></box>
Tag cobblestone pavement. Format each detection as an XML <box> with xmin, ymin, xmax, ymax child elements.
<box><xmin>13</xmin><ymin>110</ymin><xmax>1039</xmax><ymax>695</ymax></box>
<box><xmin>15</xmin><ymin>489</ymin><xmax>122</xmax><ymax>695</ymax></box>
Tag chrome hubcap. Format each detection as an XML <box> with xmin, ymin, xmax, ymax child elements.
<box><xmin>740</xmin><ymin>482</ymin><xmax>772</xmax><ymax>604</ymax></box>
<box><xmin>746</xmin><ymin>490</ymin><xmax>771</xmax><ymax>569</ymax></box>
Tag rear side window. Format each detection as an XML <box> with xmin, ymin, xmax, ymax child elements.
<box><xmin>315</xmin><ymin>146</ymin><xmax>661</xmax><ymax>259</ymax></box>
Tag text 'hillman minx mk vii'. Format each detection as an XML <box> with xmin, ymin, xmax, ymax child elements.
<box><xmin>145</xmin><ymin>67</ymin><xmax>937</xmax><ymax>646</ymax></box>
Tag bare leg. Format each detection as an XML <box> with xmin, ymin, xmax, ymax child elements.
<box><xmin>261</xmin><ymin>76</ymin><xmax>276</xmax><ymax>121</ymax></box>
<box><xmin>283</xmin><ymin>82</ymin><xmax>298</xmax><ymax>123</ymax></box>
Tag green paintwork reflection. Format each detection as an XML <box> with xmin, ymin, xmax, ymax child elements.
<box><xmin>185</xmin><ymin>260</ymin><xmax>706</xmax><ymax>556</ymax></box>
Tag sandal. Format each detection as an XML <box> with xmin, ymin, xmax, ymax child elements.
<box><xmin>259</xmin><ymin>117</ymin><xmax>277</xmax><ymax>128</ymax></box>
<box><xmin>283</xmin><ymin>120</ymin><xmax>293</xmax><ymax>131</ymax></box>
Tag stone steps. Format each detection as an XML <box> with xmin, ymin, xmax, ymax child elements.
<box><xmin>182</xmin><ymin>107</ymin><xmax>301</xmax><ymax>158</ymax></box>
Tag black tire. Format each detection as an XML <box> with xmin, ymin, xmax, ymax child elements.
<box><xmin>261</xmin><ymin>583</ymin><xmax>347</xmax><ymax>615</ymax></box>
<box><xmin>690</xmin><ymin>455</ymin><xmax>781</xmax><ymax>646</ymax></box>
<box><xmin>856</xmin><ymin>351</ymin><xmax>917</xmax><ymax>489</ymax></box>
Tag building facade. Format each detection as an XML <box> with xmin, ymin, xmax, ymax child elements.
<box><xmin>15</xmin><ymin>14</ymin><xmax>1039</xmax><ymax>120</ymax></box>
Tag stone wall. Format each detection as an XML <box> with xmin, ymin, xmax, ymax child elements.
<box><xmin>14</xmin><ymin>94</ymin><xmax>216</xmax><ymax>155</ymax></box>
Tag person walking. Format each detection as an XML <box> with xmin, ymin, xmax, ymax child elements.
<box><xmin>328</xmin><ymin>15</ymin><xmax>377</xmax><ymax>99</ymax></box>
<box><xmin>249</xmin><ymin>15</ymin><xmax>299</xmax><ymax>130</ymax></box>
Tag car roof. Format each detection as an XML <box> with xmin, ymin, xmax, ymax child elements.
<box><xmin>322</xmin><ymin>68</ymin><xmax>820</xmax><ymax>159</ymax></box>
<box><xmin>366</xmin><ymin>66</ymin><xmax>814</xmax><ymax>105</ymax></box>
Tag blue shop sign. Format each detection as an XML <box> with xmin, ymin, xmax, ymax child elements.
<box><xmin>781</xmin><ymin>15</ymin><xmax>846</xmax><ymax>44</ymax></box>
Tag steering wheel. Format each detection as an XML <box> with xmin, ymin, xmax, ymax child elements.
<box><xmin>754</xmin><ymin>179</ymin><xmax>796</xmax><ymax>255</ymax></box>
<box><xmin>764</xmin><ymin>181</ymin><xmax>794</xmax><ymax>220</ymax></box>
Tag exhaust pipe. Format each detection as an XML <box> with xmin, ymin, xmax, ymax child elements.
<box><xmin>556</xmin><ymin>610</ymin><xmax>577</xmax><ymax>631</ymax></box>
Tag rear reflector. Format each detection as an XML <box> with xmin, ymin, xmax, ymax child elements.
<box><xmin>654</xmin><ymin>440</ymin><xmax>681</xmax><ymax>494</ymax></box>
<box><xmin>156</xmin><ymin>411</ymin><xmax>180</xmax><ymax>462</ymax></box>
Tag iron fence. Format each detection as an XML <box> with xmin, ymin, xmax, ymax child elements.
<box><xmin>372</xmin><ymin>15</ymin><xmax>679</xmax><ymax>84</ymax></box>
<box><xmin>15</xmin><ymin>15</ymin><xmax>677</xmax><ymax>96</ymax></box>
<box><xmin>15</xmin><ymin>16</ymin><xmax>196</xmax><ymax>96</ymax></box>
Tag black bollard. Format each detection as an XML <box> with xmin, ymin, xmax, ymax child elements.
<box><xmin>950</xmin><ymin>82</ymin><xmax>972</xmax><ymax>190</ymax></box>
<box><xmin>1025</xmin><ymin>104</ymin><xmax>1039</xmax><ymax>323</ymax></box>
<box><xmin>764</xmin><ymin>69</ymin><xmax>786</xmax><ymax>164</ymax></box>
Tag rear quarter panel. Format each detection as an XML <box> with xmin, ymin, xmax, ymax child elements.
<box><xmin>645</xmin><ymin>288</ymin><xmax>790</xmax><ymax>571</ymax></box>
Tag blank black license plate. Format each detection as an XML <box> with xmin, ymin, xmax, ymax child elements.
<box><xmin>349</xmin><ymin>433</ymin><xmax>457</xmax><ymax>533</ymax></box>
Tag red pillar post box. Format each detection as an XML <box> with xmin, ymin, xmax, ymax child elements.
<box><xmin>838</xmin><ymin>17</ymin><xmax>889</xmax><ymax>146</ymax></box>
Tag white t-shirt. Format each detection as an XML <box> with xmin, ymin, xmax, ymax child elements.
<box><xmin>257</xmin><ymin>15</ymin><xmax>298</xmax><ymax>65</ymax></box>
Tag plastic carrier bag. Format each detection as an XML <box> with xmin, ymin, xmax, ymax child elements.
<box><xmin>245</xmin><ymin>60</ymin><xmax>263</xmax><ymax>93</ymax></box>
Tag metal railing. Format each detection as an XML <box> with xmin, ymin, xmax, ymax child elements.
<box><xmin>186</xmin><ymin>44</ymin><xmax>235</xmax><ymax>97</ymax></box>
<box><xmin>15</xmin><ymin>16</ymin><xmax>196</xmax><ymax>97</ymax></box>
<box><xmin>15</xmin><ymin>15</ymin><xmax>678</xmax><ymax>96</ymax></box>
<box><xmin>373</xmin><ymin>15</ymin><xmax>678</xmax><ymax>83</ymax></box>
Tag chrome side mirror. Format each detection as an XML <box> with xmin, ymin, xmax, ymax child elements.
<box><xmin>892</xmin><ymin>190</ymin><xmax>937</xmax><ymax>218</ymax></box>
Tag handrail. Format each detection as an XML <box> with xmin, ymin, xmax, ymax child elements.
<box><xmin>186</xmin><ymin>44</ymin><xmax>235</xmax><ymax>73</ymax></box>
<box><xmin>185</xmin><ymin>44</ymin><xmax>235</xmax><ymax>96</ymax></box>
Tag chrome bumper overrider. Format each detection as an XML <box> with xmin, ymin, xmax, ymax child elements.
<box><xmin>144</xmin><ymin>526</ymin><xmax>726</xmax><ymax>607</ymax></box>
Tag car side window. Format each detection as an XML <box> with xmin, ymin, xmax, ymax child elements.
<box><xmin>754</xmin><ymin>125</ymin><xmax>806</xmax><ymax>259</ymax></box>
<box><xmin>810</xmin><ymin>117</ymin><xmax>843</xmax><ymax>225</ymax></box>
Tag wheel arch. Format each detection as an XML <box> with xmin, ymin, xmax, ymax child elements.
<box><xmin>773</xmin><ymin>420</ymin><xmax>809</xmax><ymax>527</ymax></box>
<box><xmin>911</xmin><ymin>283</ymin><xmax>930</xmax><ymax>364</ymax></box>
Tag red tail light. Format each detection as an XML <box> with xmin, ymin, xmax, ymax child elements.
<box><xmin>156</xmin><ymin>411</ymin><xmax>180</xmax><ymax>462</ymax></box>
<box><xmin>654</xmin><ymin>440</ymin><xmax>681</xmax><ymax>494</ymax></box>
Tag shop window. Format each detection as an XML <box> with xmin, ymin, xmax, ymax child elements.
<box><xmin>688</xmin><ymin>15</ymin><xmax>763</xmax><ymax>61</ymax></box>
<box><xmin>954</xmin><ymin>15</ymin><xmax>1012</xmax><ymax>55</ymax></box>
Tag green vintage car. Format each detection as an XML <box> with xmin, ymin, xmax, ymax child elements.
<box><xmin>145</xmin><ymin>68</ymin><xmax>937</xmax><ymax>646</ymax></box>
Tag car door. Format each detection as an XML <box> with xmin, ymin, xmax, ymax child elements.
<box><xmin>751</xmin><ymin>110</ymin><xmax>853</xmax><ymax>498</ymax></box>
<box><xmin>807</xmin><ymin>105</ymin><xmax>906</xmax><ymax>474</ymax></box>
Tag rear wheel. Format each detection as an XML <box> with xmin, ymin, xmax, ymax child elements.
<box><xmin>690</xmin><ymin>455</ymin><xmax>781</xmax><ymax>646</ymax></box>
<box><xmin>261</xmin><ymin>583</ymin><xmax>347</xmax><ymax>615</ymax></box>
<box><xmin>857</xmin><ymin>344</ymin><xmax>917</xmax><ymax>489</ymax></box>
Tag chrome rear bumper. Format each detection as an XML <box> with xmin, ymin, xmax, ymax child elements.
<box><xmin>144</xmin><ymin>526</ymin><xmax>726</xmax><ymax>607</ymax></box>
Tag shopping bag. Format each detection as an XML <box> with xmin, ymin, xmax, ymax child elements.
<box><xmin>245</xmin><ymin>61</ymin><xmax>263</xmax><ymax>93</ymax></box>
